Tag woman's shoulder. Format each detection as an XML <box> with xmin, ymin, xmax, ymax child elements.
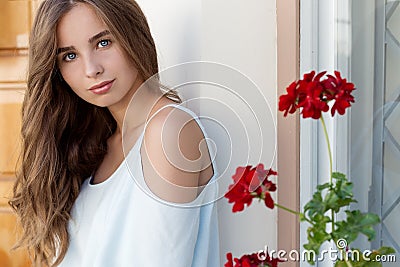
<box><xmin>140</xmin><ymin>100</ymin><xmax>212</xmax><ymax>204</ymax></box>
<box><xmin>144</xmin><ymin>100</ymin><xmax>205</xmax><ymax>163</ymax></box>
<box><xmin>144</xmin><ymin>97</ymin><xmax>204</xmax><ymax>150</ymax></box>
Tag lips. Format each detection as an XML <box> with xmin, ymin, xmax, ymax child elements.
<box><xmin>88</xmin><ymin>79</ymin><xmax>115</xmax><ymax>95</ymax></box>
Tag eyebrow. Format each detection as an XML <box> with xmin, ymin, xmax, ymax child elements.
<box><xmin>57</xmin><ymin>46</ymin><xmax>74</xmax><ymax>55</ymax></box>
<box><xmin>57</xmin><ymin>30</ymin><xmax>111</xmax><ymax>55</ymax></box>
<box><xmin>88</xmin><ymin>30</ymin><xmax>111</xmax><ymax>44</ymax></box>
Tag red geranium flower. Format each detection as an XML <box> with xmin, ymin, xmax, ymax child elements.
<box><xmin>296</xmin><ymin>71</ymin><xmax>329</xmax><ymax>119</ymax></box>
<box><xmin>322</xmin><ymin>71</ymin><xmax>355</xmax><ymax>116</ymax></box>
<box><xmin>225</xmin><ymin>251</ymin><xmax>284</xmax><ymax>267</ymax></box>
<box><xmin>278</xmin><ymin>70</ymin><xmax>356</xmax><ymax>119</ymax></box>
<box><xmin>225</xmin><ymin>164</ymin><xmax>277</xmax><ymax>212</ymax></box>
<box><xmin>278</xmin><ymin>81</ymin><xmax>299</xmax><ymax>116</ymax></box>
<box><xmin>225</xmin><ymin>166</ymin><xmax>256</xmax><ymax>212</ymax></box>
<box><xmin>225</xmin><ymin>253</ymin><xmax>234</xmax><ymax>267</ymax></box>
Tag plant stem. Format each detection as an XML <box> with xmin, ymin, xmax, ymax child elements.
<box><xmin>337</xmin><ymin>246</ymin><xmax>353</xmax><ymax>267</ymax></box>
<box><xmin>274</xmin><ymin>203</ymin><xmax>312</xmax><ymax>224</ymax></box>
<box><xmin>320</xmin><ymin>115</ymin><xmax>335</xmax><ymax>232</ymax></box>
<box><xmin>275</xmin><ymin>203</ymin><xmax>300</xmax><ymax>215</ymax></box>
<box><xmin>345</xmin><ymin>256</ymin><xmax>353</xmax><ymax>267</ymax></box>
<box><xmin>251</xmin><ymin>190</ymin><xmax>313</xmax><ymax>224</ymax></box>
<box><xmin>320</xmin><ymin>115</ymin><xmax>333</xmax><ymax>184</ymax></box>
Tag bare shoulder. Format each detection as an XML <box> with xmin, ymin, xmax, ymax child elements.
<box><xmin>145</xmin><ymin>105</ymin><xmax>205</xmax><ymax>155</ymax></box>
<box><xmin>141</xmin><ymin>104</ymin><xmax>212</xmax><ymax>203</ymax></box>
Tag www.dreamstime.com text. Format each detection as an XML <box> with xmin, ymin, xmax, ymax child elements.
<box><xmin>258</xmin><ymin>239</ymin><xmax>397</xmax><ymax>263</ymax></box>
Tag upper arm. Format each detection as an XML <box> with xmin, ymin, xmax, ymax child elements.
<box><xmin>141</xmin><ymin>107</ymin><xmax>212</xmax><ymax>204</ymax></box>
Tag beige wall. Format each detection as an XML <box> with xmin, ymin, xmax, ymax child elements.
<box><xmin>277</xmin><ymin>1</ymin><xmax>300</xmax><ymax>266</ymax></box>
<box><xmin>0</xmin><ymin>0</ymin><xmax>30</xmax><ymax>48</ymax></box>
<box><xmin>0</xmin><ymin>1</ymin><xmax>35</xmax><ymax>265</ymax></box>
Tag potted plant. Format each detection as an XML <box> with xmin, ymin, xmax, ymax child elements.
<box><xmin>224</xmin><ymin>71</ymin><xmax>395</xmax><ymax>267</ymax></box>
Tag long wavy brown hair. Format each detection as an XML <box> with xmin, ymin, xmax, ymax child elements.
<box><xmin>9</xmin><ymin>0</ymin><xmax>178</xmax><ymax>266</ymax></box>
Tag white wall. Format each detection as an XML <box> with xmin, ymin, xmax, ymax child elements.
<box><xmin>135</xmin><ymin>0</ymin><xmax>202</xmax><ymax>68</ymax></box>
<box><xmin>202</xmin><ymin>1</ymin><xmax>277</xmax><ymax>264</ymax></box>
<box><xmin>136</xmin><ymin>0</ymin><xmax>277</xmax><ymax>264</ymax></box>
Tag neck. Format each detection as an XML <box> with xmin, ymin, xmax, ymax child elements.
<box><xmin>107</xmin><ymin>78</ymin><xmax>163</xmax><ymax>136</ymax></box>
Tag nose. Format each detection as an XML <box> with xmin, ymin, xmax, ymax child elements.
<box><xmin>83</xmin><ymin>54</ymin><xmax>104</xmax><ymax>78</ymax></box>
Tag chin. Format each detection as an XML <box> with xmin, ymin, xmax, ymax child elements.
<box><xmin>85</xmin><ymin>99</ymin><xmax>112</xmax><ymax>108</ymax></box>
<box><xmin>85</xmin><ymin>94</ymin><xmax>126</xmax><ymax>109</ymax></box>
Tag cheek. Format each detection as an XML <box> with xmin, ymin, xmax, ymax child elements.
<box><xmin>114</xmin><ymin>46</ymin><xmax>139</xmax><ymax>76</ymax></box>
<box><xmin>60</xmin><ymin>65</ymin><xmax>81</xmax><ymax>88</ymax></box>
<box><xmin>123</xmin><ymin>61</ymin><xmax>139</xmax><ymax>81</ymax></box>
<box><xmin>59</xmin><ymin>66</ymin><xmax>89</xmax><ymax>99</ymax></box>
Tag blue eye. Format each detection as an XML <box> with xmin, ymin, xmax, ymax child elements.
<box><xmin>98</xmin><ymin>39</ymin><xmax>111</xmax><ymax>48</ymax></box>
<box><xmin>63</xmin><ymin>53</ymin><xmax>77</xmax><ymax>62</ymax></box>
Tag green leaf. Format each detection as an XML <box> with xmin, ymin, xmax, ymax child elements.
<box><xmin>332</xmin><ymin>172</ymin><xmax>346</xmax><ymax>180</ymax></box>
<box><xmin>303</xmin><ymin>214</ymin><xmax>332</xmax><ymax>264</ymax></box>
<box><xmin>335</xmin><ymin>261</ymin><xmax>348</xmax><ymax>267</ymax></box>
<box><xmin>336</xmin><ymin>181</ymin><xmax>354</xmax><ymax>199</ymax></box>
<box><xmin>324</xmin><ymin>191</ymin><xmax>355</xmax><ymax>213</ymax></box>
<box><xmin>317</xmin><ymin>182</ymin><xmax>331</xmax><ymax>191</ymax></box>
<box><xmin>376</xmin><ymin>246</ymin><xmax>396</xmax><ymax>255</ymax></box>
<box><xmin>361</xmin><ymin>262</ymin><xmax>382</xmax><ymax>267</ymax></box>
<box><xmin>324</xmin><ymin>191</ymin><xmax>340</xmax><ymax>212</ymax></box>
<box><xmin>334</xmin><ymin>210</ymin><xmax>380</xmax><ymax>244</ymax></box>
<box><xmin>304</xmin><ymin>191</ymin><xmax>326</xmax><ymax>218</ymax></box>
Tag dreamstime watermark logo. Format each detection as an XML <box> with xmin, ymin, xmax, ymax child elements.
<box><xmin>257</xmin><ymin>239</ymin><xmax>397</xmax><ymax>263</ymax></box>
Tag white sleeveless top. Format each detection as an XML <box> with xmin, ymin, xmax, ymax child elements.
<box><xmin>58</xmin><ymin>104</ymin><xmax>220</xmax><ymax>267</ymax></box>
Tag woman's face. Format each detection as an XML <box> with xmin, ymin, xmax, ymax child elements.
<box><xmin>56</xmin><ymin>3</ymin><xmax>140</xmax><ymax>108</ymax></box>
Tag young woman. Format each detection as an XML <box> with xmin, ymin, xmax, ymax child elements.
<box><xmin>9</xmin><ymin>0</ymin><xmax>219</xmax><ymax>266</ymax></box>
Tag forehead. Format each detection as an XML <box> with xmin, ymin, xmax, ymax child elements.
<box><xmin>56</xmin><ymin>3</ymin><xmax>108</xmax><ymax>47</ymax></box>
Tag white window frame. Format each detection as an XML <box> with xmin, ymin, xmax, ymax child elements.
<box><xmin>299</xmin><ymin>1</ymin><xmax>351</xmax><ymax>266</ymax></box>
